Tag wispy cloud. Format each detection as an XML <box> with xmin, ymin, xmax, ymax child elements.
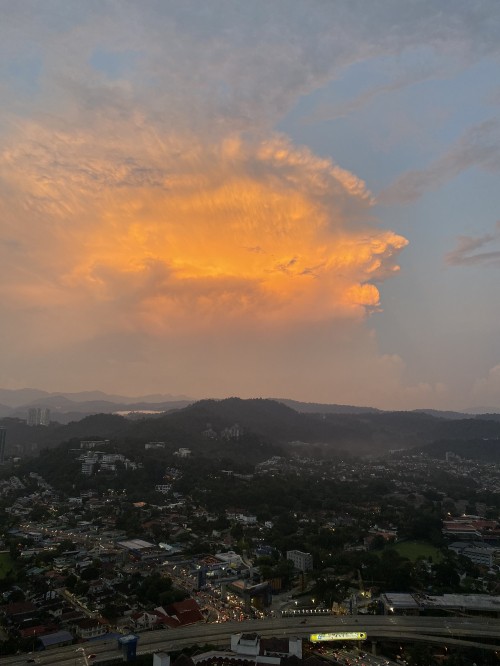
<box><xmin>446</xmin><ymin>221</ymin><xmax>500</xmax><ymax>266</ymax></box>
<box><xmin>0</xmin><ymin>1</ymin><xmax>499</xmax><ymax>402</ymax></box>
<box><xmin>379</xmin><ymin>119</ymin><xmax>500</xmax><ymax>204</ymax></box>
<box><xmin>377</xmin><ymin>119</ymin><xmax>500</xmax><ymax>204</ymax></box>
<box><xmin>303</xmin><ymin>64</ymin><xmax>438</xmax><ymax>125</ymax></box>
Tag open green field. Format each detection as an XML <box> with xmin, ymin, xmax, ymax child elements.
<box><xmin>391</xmin><ymin>540</ymin><xmax>443</xmax><ymax>563</ymax></box>
<box><xmin>0</xmin><ymin>551</ymin><xmax>14</xmax><ymax>578</ymax></box>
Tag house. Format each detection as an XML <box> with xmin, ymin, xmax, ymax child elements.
<box><xmin>154</xmin><ymin>599</ymin><xmax>204</xmax><ymax>628</ymax></box>
<box><xmin>130</xmin><ymin>611</ymin><xmax>161</xmax><ymax>631</ymax></box>
<box><xmin>73</xmin><ymin>618</ymin><xmax>107</xmax><ymax>639</ymax></box>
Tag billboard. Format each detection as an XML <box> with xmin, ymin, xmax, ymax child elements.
<box><xmin>310</xmin><ymin>632</ymin><xmax>367</xmax><ymax>642</ymax></box>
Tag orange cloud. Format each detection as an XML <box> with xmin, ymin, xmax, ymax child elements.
<box><xmin>0</xmin><ymin>123</ymin><xmax>407</xmax><ymax>339</ymax></box>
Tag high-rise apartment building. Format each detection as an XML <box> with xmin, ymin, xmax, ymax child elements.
<box><xmin>0</xmin><ymin>427</ymin><xmax>6</xmax><ymax>464</ymax></box>
<box><xmin>27</xmin><ymin>407</ymin><xmax>51</xmax><ymax>426</ymax></box>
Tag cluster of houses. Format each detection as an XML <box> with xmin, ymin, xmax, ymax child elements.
<box><xmin>0</xmin><ymin>595</ymin><xmax>205</xmax><ymax>651</ymax></box>
<box><xmin>3</xmin><ymin>440</ymin><xmax>500</xmax><ymax>656</ymax></box>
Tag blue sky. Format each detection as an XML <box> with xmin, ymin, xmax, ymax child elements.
<box><xmin>1</xmin><ymin>1</ymin><xmax>500</xmax><ymax>410</ymax></box>
<box><xmin>280</xmin><ymin>49</ymin><xmax>500</xmax><ymax>406</ymax></box>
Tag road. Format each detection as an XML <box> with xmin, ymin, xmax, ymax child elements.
<box><xmin>2</xmin><ymin>615</ymin><xmax>500</xmax><ymax>666</ymax></box>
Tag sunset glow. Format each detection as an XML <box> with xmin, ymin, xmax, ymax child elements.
<box><xmin>1</xmin><ymin>1</ymin><xmax>499</xmax><ymax>409</ymax></box>
<box><xmin>2</xmin><ymin>126</ymin><xmax>407</xmax><ymax>332</ymax></box>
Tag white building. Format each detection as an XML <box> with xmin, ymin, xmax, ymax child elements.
<box><xmin>155</xmin><ymin>484</ymin><xmax>172</xmax><ymax>494</ymax></box>
<box><xmin>153</xmin><ymin>654</ymin><xmax>170</xmax><ymax>666</ymax></box>
<box><xmin>449</xmin><ymin>542</ymin><xmax>498</xmax><ymax>568</ymax></box>
<box><xmin>174</xmin><ymin>448</ymin><xmax>191</xmax><ymax>457</ymax></box>
<box><xmin>27</xmin><ymin>408</ymin><xmax>50</xmax><ymax>426</ymax></box>
<box><xmin>215</xmin><ymin>551</ymin><xmax>244</xmax><ymax>568</ymax></box>
<box><xmin>101</xmin><ymin>453</ymin><xmax>123</xmax><ymax>463</ymax></box>
<box><xmin>81</xmin><ymin>456</ymin><xmax>98</xmax><ymax>475</ymax></box>
<box><xmin>80</xmin><ymin>440</ymin><xmax>109</xmax><ymax>449</ymax></box>
<box><xmin>146</xmin><ymin>442</ymin><xmax>166</xmax><ymax>450</ymax></box>
<box><xmin>229</xmin><ymin>633</ymin><xmax>302</xmax><ymax>661</ymax></box>
<box><xmin>233</xmin><ymin>513</ymin><xmax>257</xmax><ymax>525</ymax></box>
<box><xmin>286</xmin><ymin>550</ymin><xmax>313</xmax><ymax>572</ymax></box>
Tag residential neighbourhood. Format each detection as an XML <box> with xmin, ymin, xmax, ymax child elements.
<box><xmin>2</xmin><ymin>428</ymin><xmax>500</xmax><ymax>665</ymax></box>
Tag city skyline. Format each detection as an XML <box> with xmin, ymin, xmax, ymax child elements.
<box><xmin>1</xmin><ymin>2</ymin><xmax>500</xmax><ymax>410</ymax></box>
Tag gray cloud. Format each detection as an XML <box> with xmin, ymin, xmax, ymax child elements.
<box><xmin>446</xmin><ymin>221</ymin><xmax>500</xmax><ymax>266</ymax></box>
<box><xmin>379</xmin><ymin>119</ymin><xmax>500</xmax><ymax>204</ymax></box>
<box><xmin>2</xmin><ymin>1</ymin><xmax>500</xmax><ymax>136</ymax></box>
<box><xmin>0</xmin><ymin>1</ymin><xmax>499</xmax><ymax>407</ymax></box>
<box><xmin>303</xmin><ymin>63</ymin><xmax>440</xmax><ymax>125</ymax></box>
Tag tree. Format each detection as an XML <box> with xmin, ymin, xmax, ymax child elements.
<box><xmin>30</xmin><ymin>505</ymin><xmax>50</xmax><ymax>522</ymax></box>
<box><xmin>230</xmin><ymin>523</ymin><xmax>244</xmax><ymax>540</ymax></box>
<box><xmin>311</xmin><ymin>576</ymin><xmax>349</xmax><ymax>608</ymax></box>
<box><xmin>433</xmin><ymin>556</ymin><xmax>460</xmax><ymax>590</ymax></box>
<box><xmin>74</xmin><ymin>580</ymin><xmax>89</xmax><ymax>596</ymax></box>
<box><xmin>8</xmin><ymin>588</ymin><xmax>25</xmax><ymax>602</ymax></box>
<box><xmin>55</xmin><ymin>539</ymin><xmax>77</xmax><ymax>554</ymax></box>
<box><xmin>102</xmin><ymin>602</ymin><xmax>120</xmax><ymax>622</ymax></box>
<box><xmin>81</xmin><ymin>564</ymin><xmax>101</xmax><ymax>581</ymax></box>
<box><xmin>370</xmin><ymin>535</ymin><xmax>386</xmax><ymax>551</ymax></box>
<box><xmin>136</xmin><ymin>573</ymin><xmax>187</xmax><ymax>607</ymax></box>
<box><xmin>65</xmin><ymin>574</ymin><xmax>78</xmax><ymax>591</ymax></box>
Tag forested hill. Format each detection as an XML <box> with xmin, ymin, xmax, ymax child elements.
<box><xmin>4</xmin><ymin>397</ymin><xmax>500</xmax><ymax>459</ymax></box>
<box><xmin>415</xmin><ymin>437</ymin><xmax>500</xmax><ymax>462</ymax></box>
<box><xmin>0</xmin><ymin>414</ymin><xmax>129</xmax><ymax>449</ymax></box>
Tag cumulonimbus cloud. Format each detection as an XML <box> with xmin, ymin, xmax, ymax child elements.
<box><xmin>0</xmin><ymin>121</ymin><xmax>407</xmax><ymax>336</ymax></box>
<box><xmin>3</xmin><ymin>0</ymin><xmax>499</xmax><ymax>403</ymax></box>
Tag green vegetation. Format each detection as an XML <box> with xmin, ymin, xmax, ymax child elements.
<box><xmin>135</xmin><ymin>573</ymin><xmax>187</xmax><ymax>607</ymax></box>
<box><xmin>391</xmin><ymin>540</ymin><xmax>443</xmax><ymax>563</ymax></box>
<box><xmin>4</xmin><ymin>397</ymin><xmax>500</xmax><ymax>462</ymax></box>
<box><xmin>0</xmin><ymin>552</ymin><xmax>15</xmax><ymax>579</ymax></box>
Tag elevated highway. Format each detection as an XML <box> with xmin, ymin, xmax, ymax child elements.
<box><xmin>2</xmin><ymin>615</ymin><xmax>500</xmax><ymax>666</ymax></box>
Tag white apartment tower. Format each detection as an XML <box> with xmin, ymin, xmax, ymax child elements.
<box><xmin>27</xmin><ymin>408</ymin><xmax>51</xmax><ymax>426</ymax></box>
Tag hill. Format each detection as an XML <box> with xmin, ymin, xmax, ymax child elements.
<box><xmin>0</xmin><ymin>387</ymin><xmax>192</xmax><ymax>423</ymax></box>
<box><xmin>415</xmin><ymin>437</ymin><xmax>500</xmax><ymax>462</ymax></box>
<box><xmin>3</xmin><ymin>397</ymin><xmax>500</xmax><ymax>460</ymax></box>
<box><xmin>277</xmin><ymin>398</ymin><xmax>381</xmax><ymax>414</ymax></box>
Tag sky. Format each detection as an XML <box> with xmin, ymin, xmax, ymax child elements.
<box><xmin>1</xmin><ymin>1</ymin><xmax>500</xmax><ymax>411</ymax></box>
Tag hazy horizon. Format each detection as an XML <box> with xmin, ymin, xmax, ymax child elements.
<box><xmin>2</xmin><ymin>2</ymin><xmax>500</xmax><ymax>411</ymax></box>
<box><xmin>1</xmin><ymin>385</ymin><xmax>500</xmax><ymax>415</ymax></box>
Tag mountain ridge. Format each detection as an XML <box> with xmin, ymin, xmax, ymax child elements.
<box><xmin>3</xmin><ymin>396</ymin><xmax>500</xmax><ymax>460</ymax></box>
<box><xmin>1</xmin><ymin>387</ymin><xmax>499</xmax><ymax>421</ymax></box>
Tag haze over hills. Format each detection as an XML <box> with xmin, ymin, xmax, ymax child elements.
<box><xmin>276</xmin><ymin>398</ymin><xmax>381</xmax><ymax>415</ymax></box>
<box><xmin>1</xmin><ymin>387</ymin><xmax>498</xmax><ymax>423</ymax></box>
<box><xmin>2</xmin><ymin>394</ymin><xmax>500</xmax><ymax>461</ymax></box>
<box><xmin>0</xmin><ymin>387</ymin><xmax>193</xmax><ymax>421</ymax></box>
<box><xmin>0</xmin><ymin>387</ymin><xmax>191</xmax><ymax>408</ymax></box>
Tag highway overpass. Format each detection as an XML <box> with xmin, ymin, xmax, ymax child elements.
<box><xmin>2</xmin><ymin>615</ymin><xmax>500</xmax><ymax>666</ymax></box>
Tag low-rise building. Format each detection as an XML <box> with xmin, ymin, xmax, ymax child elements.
<box><xmin>449</xmin><ymin>541</ymin><xmax>498</xmax><ymax>568</ymax></box>
<box><xmin>286</xmin><ymin>550</ymin><xmax>313</xmax><ymax>572</ymax></box>
<box><xmin>381</xmin><ymin>592</ymin><xmax>500</xmax><ymax>617</ymax></box>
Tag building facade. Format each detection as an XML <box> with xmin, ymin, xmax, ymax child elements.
<box><xmin>286</xmin><ymin>550</ymin><xmax>313</xmax><ymax>572</ymax></box>
<box><xmin>27</xmin><ymin>408</ymin><xmax>50</xmax><ymax>426</ymax></box>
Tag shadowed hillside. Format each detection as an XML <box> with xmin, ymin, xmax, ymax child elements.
<box><xmin>3</xmin><ymin>397</ymin><xmax>500</xmax><ymax>459</ymax></box>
